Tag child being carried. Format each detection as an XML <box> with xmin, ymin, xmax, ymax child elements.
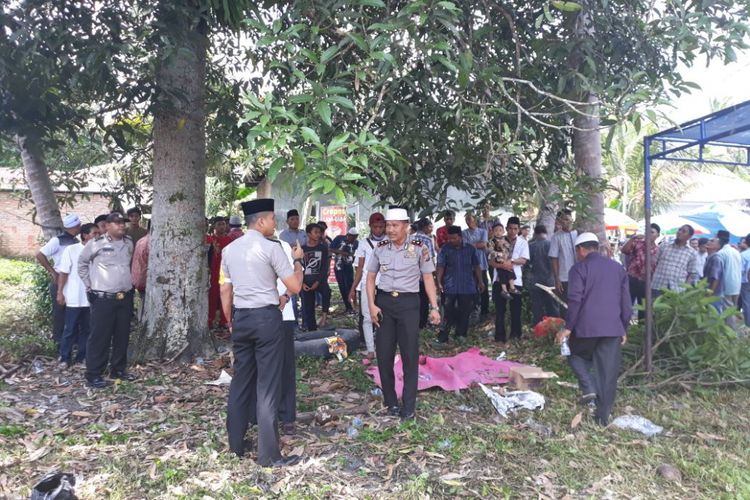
<box><xmin>489</xmin><ymin>224</ymin><xmax>521</xmax><ymax>300</ymax></box>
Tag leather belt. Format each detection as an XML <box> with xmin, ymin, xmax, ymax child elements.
<box><xmin>91</xmin><ymin>290</ymin><xmax>132</xmax><ymax>300</ymax></box>
<box><xmin>377</xmin><ymin>290</ymin><xmax>417</xmax><ymax>297</ymax></box>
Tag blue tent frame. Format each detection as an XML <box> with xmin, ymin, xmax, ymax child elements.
<box><xmin>643</xmin><ymin>100</ymin><xmax>750</xmax><ymax>372</ymax></box>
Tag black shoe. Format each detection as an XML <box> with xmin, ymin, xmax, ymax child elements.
<box><xmin>87</xmin><ymin>376</ymin><xmax>112</xmax><ymax>389</ymax></box>
<box><xmin>400</xmin><ymin>412</ymin><xmax>415</xmax><ymax>422</ymax></box>
<box><xmin>500</xmin><ymin>291</ymin><xmax>512</xmax><ymax>300</ymax></box>
<box><xmin>432</xmin><ymin>340</ymin><xmax>450</xmax><ymax>350</ymax></box>
<box><xmin>281</xmin><ymin>422</ymin><xmax>296</xmax><ymax>435</ymax></box>
<box><xmin>387</xmin><ymin>406</ymin><xmax>400</xmax><ymax>416</ymax></box>
<box><xmin>577</xmin><ymin>393</ymin><xmax>597</xmax><ymax>406</ymax></box>
<box><xmin>269</xmin><ymin>455</ymin><xmax>301</xmax><ymax>467</ymax></box>
<box><xmin>110</xmin><ymin>371</ymin><xmax>137</xmax><ymax>381</ymax></box>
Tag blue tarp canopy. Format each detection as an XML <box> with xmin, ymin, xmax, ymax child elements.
<box><xmin>647</xmin><ymin>100</ymin><xmax>750</xmax><ymax>165</ymax></box>
<box><xmin>642</xmin><ymin>100</ymin><xmax>750</xmax><ymax>372</ymax></box>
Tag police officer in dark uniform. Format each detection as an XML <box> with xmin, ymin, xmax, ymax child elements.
<box><xmin>366</xmin><ymin>207</ymin><xmax>441</xmax><ymax>421</ymax></box>
<box><xmin>219</xmin><ymin>199</ymin><xmax>305</xmax><ymax>467</ymax></box>
<box><xmin>78</xmin><ymin>212</ymin><xmax>135</xmax><ymax>389</ymax></box>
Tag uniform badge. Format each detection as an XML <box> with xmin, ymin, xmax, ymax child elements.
<box><xmin>406</xmin><ymin>244</ymin><xmax>416</xmax><ymax>258</ymax></box>
<box><xmin>380</xmin><ymin>264</ymin><xmax>389</xmax><ymax>272</ymax></box>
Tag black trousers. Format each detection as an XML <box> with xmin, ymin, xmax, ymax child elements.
<box><xmin>558</xmin><ymin>281</ymin><xmax>569</xmax><ymax>320</ymax></box>
<box><xmin>529</xmin><ymin>286</ymin><xmax>560</xmax><ymax>325</ymax></box>
<box><xmin>300</xmin><ymin>282</ymin><xmax>331</xmax><ymax>330</ymax></box>
<box><xmin>49</xmin><ymin>282</ymin><xmax>66</xmax><ymax>343</ymax></box>
<box><xmin>439</xmin><ymin>294</ymin><xmax>474</xmax><ymax>342</ymax></box>
<box><xmin>568</xmin><ymin>335</ymin><xmax>622</xmax><ymax>425</ymax></box>
<box><xmin>334</xmin><ymin>265</ymin><xmax>355</xmax><ymax>311</ymax></box>
<box><xmin>227</xmin><ymin>306</ymin><xmax>284</xmax><ymax>465</ymax></box>
<box><xmin>628</xmin><ymin>277</ymin><xmax>646</xmax><ymax>321</ymax></box>
<box><xmin>375</xmin><ymin>292</ymin><xmax>420</xmax><ymax>416</ymax></box>
<box><xmin>86</xmin><ymin>291</ymin><xmax>133</xmax><ymax>380</ymax></box>
<box><xmin>494</xmin><ymin>286</ymin><xmax>523</xmax><ymax>342</ymax></box>
<box><xmin>249</xmin><ymin>319</ymin><xmax>296</xmax><ymax>425</ymax></box>
<box><xmin>418</xmin><ymin>281</ymin><xmax>429</xmax><ymax>329</ymax></box>
<box><xmin>480</xmin><ymin>271</ymin><xmax>490</xmax><ymax>315</ymax></box>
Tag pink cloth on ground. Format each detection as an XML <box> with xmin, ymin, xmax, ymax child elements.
<box><xmin>366</xmin><ymin>347</ymin><xmax>528</xmax><ymax>396</ymax></box>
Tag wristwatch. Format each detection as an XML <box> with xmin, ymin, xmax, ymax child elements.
<box><xmin>429</xmin><ymin>304</ymin><xmax>439</xmax><ymax>311</ymax></box>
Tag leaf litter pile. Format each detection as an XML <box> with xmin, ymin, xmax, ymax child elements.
<box><xmin>1</xmin><ymin>325</ymin><xmax>749</xmax><ymax>498</ymax></box>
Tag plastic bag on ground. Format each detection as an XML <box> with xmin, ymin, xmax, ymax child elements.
<box><xmin>479</xmin><ymin>383</ymin><xmax>545</xmax><ymax>418</ymax></box>
<box><xmin>204</xmin><ymin>370</ymin><xmax>232</xmax><ymax>386</ymax></box>
<box><xmin>31</xmin><ymin>472</ymin><xmax>77</xmax><ymax>500</ymax></box>
<box><xmin>610</xmin><ymin>415</ymin><xmax>664</xmax><ymax>436</ymax></box>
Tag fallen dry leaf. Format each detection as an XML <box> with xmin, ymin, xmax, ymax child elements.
<box><xmin>571</xmin><ymin>412</ymin><xmax>583</xmax><ymax>429</ymax></box>
<box><xmin>26</xmin><ymin>446</ymin><xmax>50</xmax><ymax>462</ymax></box>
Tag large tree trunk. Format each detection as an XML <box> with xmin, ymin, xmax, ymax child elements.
<box><xmin>573</xmin><ymin>93</ymin><xmax>605</xmax><ymax>241</ymax></box>
<box><xmin>256</xmin><ymin>178</ymin><xmax>272</xmax><ymax>198</ymax></box>
<box><xmin>134</xmin><ymin>4</ymin><xmax>213</xmax><ymax>362</ymax></box>
<box><xmin>571</xmin><ymin>4</ymin><xmax>605</xmax><ymax>242</ymax></box>
<box><xmin>14</xmin><ymin>133</ymin><xmax>62</xmax><ymax>239</ymax></box>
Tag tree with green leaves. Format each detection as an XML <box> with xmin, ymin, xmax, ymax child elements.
<box><xmin>0</xmin><ymin>1</ymin><xmax>139</xmax><ymax>238</ymax></box>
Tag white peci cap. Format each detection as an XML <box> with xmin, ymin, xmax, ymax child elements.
<box><xmin>574</xmin><ymin>232</ymin><xmax>599</xmax><ymax>246</ymax></box>
<box><xmin>62</xmin><ymin>213</ymin><xmax>81</xmax><ymax>228</ymax></box>
<box><xmin>347</xmin><ymin>227</ymin><xmax>359</xmax><ymax>236</ymax></box>
<box><xmin>385</xmin><ymin>208</ymin><xmax>409</xmax><ymax>221</ymax></box>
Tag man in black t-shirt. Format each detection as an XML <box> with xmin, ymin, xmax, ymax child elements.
<box><xmin>301</xmin><ymin>223</ymin><xmax>332</xmax><ymax>330</ymax></box>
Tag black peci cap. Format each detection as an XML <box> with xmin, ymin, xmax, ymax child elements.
<box><xmin>447</xmin><ymin>225</ymin><xmax>462</xmax><ymax>235</ymax></box>
<box><xmin>106</xmin><ymin>212</ymin><xmax>126</xmax><ymax>223</ymax></box>
<box><xmin>241</xmin><ymin>198</ymin><xmax>275</xmax><ymax>216</ymax></box>
<box><xmin>287</xmin><ymin>209</ymin><xmax>299</xmax><ymax>218</ymax></box>
<box><xmin>94</xmin><ymin>214</ymin><xmax>108</xmax><ymax>225</ymax></box>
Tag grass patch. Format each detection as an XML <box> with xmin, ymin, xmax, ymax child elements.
<box><xmin>0</xmin><ymin>424</ymin><xmax>26</xmax><ymax>437</ymax></box>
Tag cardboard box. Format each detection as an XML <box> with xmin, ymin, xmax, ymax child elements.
<box><xmin>509</xmin><ymin>366</ymin><xmax>558</xmax><ymax>390</ymax></box>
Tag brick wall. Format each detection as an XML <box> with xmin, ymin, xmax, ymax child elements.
<box><xmin>0</xmin><ymin>191</ymin><xmax>113</xmax><ymax>257</ymax></box>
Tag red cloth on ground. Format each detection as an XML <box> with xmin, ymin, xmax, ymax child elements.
<box><xmin>366</xmin><ymin>347</ymin><xmax>528</xmax><ymax>396</ymax></box>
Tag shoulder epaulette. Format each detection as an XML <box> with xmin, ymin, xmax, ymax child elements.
<box><xmin>378</xmin><ymin>240</ymin><xmax>390</xmax><ymax>247</ymax></box>
<box><xmin>410</xmin><ymin>239</ymin><xmax>423</xmax><ymax>246</ymax></box>
<box><xmin>267</xmin><ymin>237</ymin><xmax>281</xmax><ymax>245</ymax></box>
<box><xmin>94</xmin><ymin>235</ymin><xmax>105</xmax><ymax>242</ymax></box>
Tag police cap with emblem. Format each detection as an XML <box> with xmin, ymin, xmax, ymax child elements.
<box><xmin>241</xmin><ymin>198</ymin><xmax>274</xmax><ymax>216</ymax></box>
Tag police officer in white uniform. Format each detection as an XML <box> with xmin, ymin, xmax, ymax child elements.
<box><xmin>366</xmin><ymin>207</ymin><xmax>441</xmax><ymax>421</ymax></box>
<box><xmin>77</xmin><ymin>212</ymin><xmax>135</xmax><ymax>388</ymax></box>
<box><xmin>220</xmin><ymin>199</ymin><xmax>304</xmax><ymax>467</ymax></box>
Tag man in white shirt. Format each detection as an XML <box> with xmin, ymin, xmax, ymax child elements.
<box><xmin>349</xmin><ymin>212</ymin><xmax>387</xmax><ymax>359</ymax></box>
<box><xmin>36</xmin><ymin>213</ymin><xmax>81</xmax><ymax>343</ymax></box>
<box><xmin>56</xmin><ymin>223</ymin><xmax>100</xmax><ymax>367</ymax></box>
<box><xmin>490</xmin><ymin>216</ymin><xmax>530</xmax><ymax>345</ymax></box>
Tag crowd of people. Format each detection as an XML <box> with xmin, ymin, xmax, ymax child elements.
<box><xmin>32</xmin><ymin>200</ymin><xmax>749</xmax><ymax>467</ymax></box>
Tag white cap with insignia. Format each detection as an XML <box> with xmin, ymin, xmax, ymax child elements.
<box><xmin>385</xmin><ymin>207</ymin><xmax>409</xmax><ymax>221</ymax></box>
<box><xmin>347</xmin><ymin>227</ymin><xmax>359</xmax><ymax>235</ymax></box>
<box><xmin>63</xmin><ymin>213</ymin><xmax>81</xmax><ymax>228</ymax></box>
<box><xmin>574</xmin><ymin>232</ymin><xmax>599</xmax><ymax>246</ymax></box>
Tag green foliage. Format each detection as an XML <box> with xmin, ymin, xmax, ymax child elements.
<box><xmin>624</xmin><ymin>281</ymin><xmax>750</xmax><ymax>384</ymax></box>
<box><xmin>28</xmin><ymin>264</ymin><xmax>52</xmax><ymax>329</ymax></box>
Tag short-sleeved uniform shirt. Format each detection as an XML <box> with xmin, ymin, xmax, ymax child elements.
<box><xmin>718</xmin><ymin>245</ymin><xmax>742</xmax><ymax>296</ymax></box>
<box><xmin>77</xmin><ymin>235</ymin><xmax>134</xmax><ymax>293</ymax></box>
<box><xmin>366</xmin><ymin>239</ymin><xmax>435</xmax><ymax>293</ymax></box>
<box><xmin>220</xmin><ymin>229</ymin><xmax>294</xmax><ymax>309</ymax></box>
